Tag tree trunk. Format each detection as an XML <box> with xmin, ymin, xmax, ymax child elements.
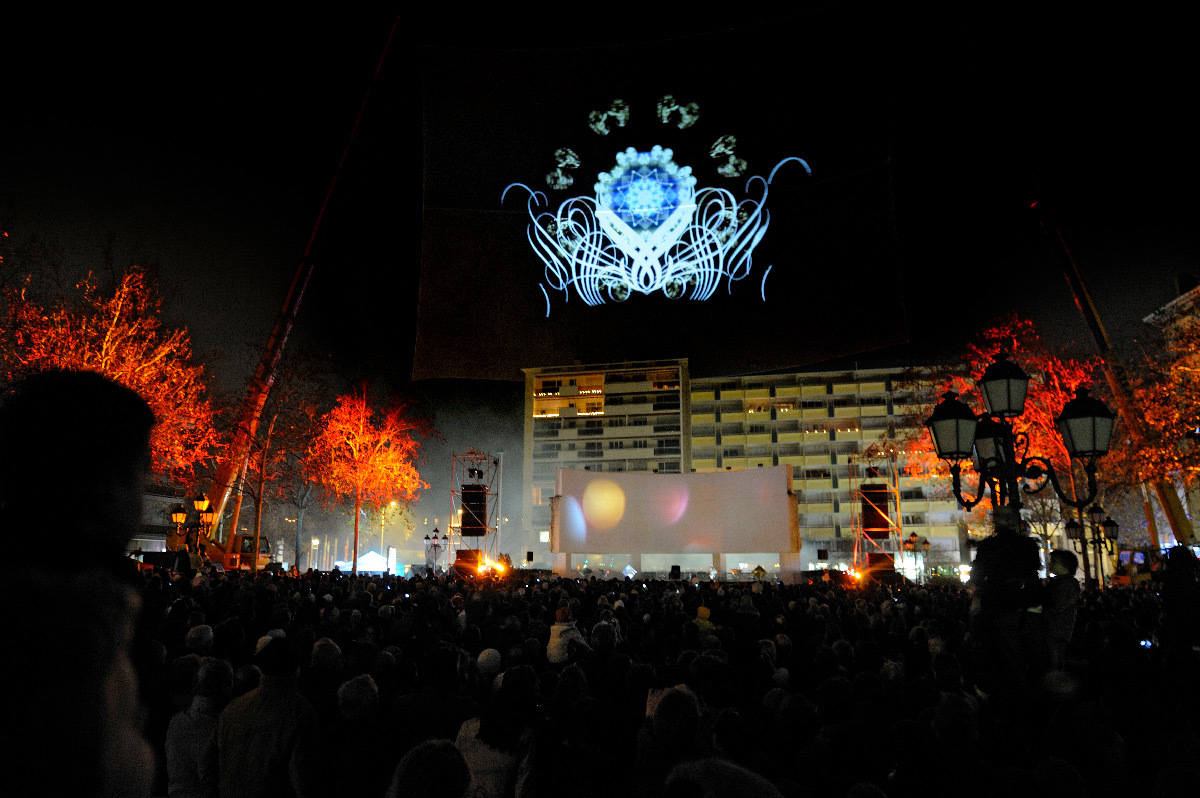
<box><xmin>295</xmin><ymin>506</ymin><xmax>305</xmax><ymax>570</ymax></box>
<box><xmin>352</xmin><ymin>485</ymin><xmax>361</xmax><ymax>575</ymax></box>
<box><xmin>251</xmin><ymin>414</ymin><xmax>277</xmax><ymax>576</ymax></box>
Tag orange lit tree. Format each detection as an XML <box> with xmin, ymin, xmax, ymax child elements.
<box><xmin>305</xmin><ymin>389</ymin><xmax>428</xmax><ymax>574</ymax></box>
<box><xmin>1108</xmin><ymin>308</ymin><xmax>1200</xmax><ymax>495</ymax></box>
<box><xmin>0</xmin><ymin>260</ymin><xmax>216</xmax><ymax>484</ymax></box>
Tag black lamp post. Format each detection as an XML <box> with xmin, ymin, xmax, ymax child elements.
<box><xmin>1065</xmin><ymin>504</ymin><xmax>1120</xmax><ymax>588</ymax></box>
<box><xmin>192</xmin><ymin>494</ymin><xmax>216</xmax><ymax>549</ymax></box>
<box><xmin>172</xmin><ymin>494</ymin><xmax>216</xmax><ymax>550</ymax></box>
<box><xmin>926</xmin><ymin>354</ymin><xmax>1116</xmax><ymax>521</ymax></box>
<box><xmin>901</xmin><ymin>531</ymin><xmax>933</xmax><ymax>584</ymax></box>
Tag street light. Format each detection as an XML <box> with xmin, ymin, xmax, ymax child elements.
<box><xmin>926</xmin><ymin>354</ymin><xmax>1116</xmax><ymax>516</ymax></box>
<box><xmin>1065</xmin><ymin>505</ymin><xmax>1119</xmax><ymax>588</ymax></box>
<box><xmin>311</xmin><ymin>537</ymin><xmax>320</xmax><ymax>571</ymax></box>
<box><xmin>171</xmin><ymin>504</ymin><xmax>188</xmax><ymax>548</ymax></box>
<box><xmin>189</xmin><ymin>494</ymin><xmax>215</xmax><ymax>549</ymax></box>
<box><xmin>901</xmin><ymin>532</ymin><xmax>933</xmax><ymax>584</ymax></box>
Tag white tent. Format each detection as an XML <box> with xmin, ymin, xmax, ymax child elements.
<box><xmin>355</xmin><ymin>550</ymin><xmax>390</xmax><ymax>574</ymax></box>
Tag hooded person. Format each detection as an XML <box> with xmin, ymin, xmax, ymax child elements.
<box><xmin>546</xmin><ymin>607</ymin><xmax>590</xmax><ymax>666</ymax></box>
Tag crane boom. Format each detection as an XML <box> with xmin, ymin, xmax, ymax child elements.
<box><xmin>201</xmin><ymin>17</ymin><xmax>400</xmax><ymax>567</ymax></box>
<box><xmin>1031</xmin><ymin>201</ymin><xmax>1195</xmax><ymax>547</ymax></box>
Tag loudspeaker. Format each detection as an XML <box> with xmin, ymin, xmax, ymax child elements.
<box><xmin>669</xmin><ymin>564</ymin><xmax>681</xmax><ymax>580</ymax></box>
<box><xmin>866</xmin><ymin>551</ymin><xmax>891</xmax><ymax>571</ymax></box>
<box><xmin>526</xmin><ymin>551</ymin><xmax>534</xmax><ymax>562</ymax></box>
<box><xmin>452</xmin><ymin>549</ymin><xmax>480</xmax><ymax>576</ymax></box>
<box><xmin>860</xmin><ymin>484</ymin><xmax>890</xmax><ymax>539</ymax></box>
<box><xmin>461</xmin><ymin>485</ymin><xmax>487</xmax><ymax>537</ymax></box>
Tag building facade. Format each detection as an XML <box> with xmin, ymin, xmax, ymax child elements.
<box><xmin>522</xmin><ymin>359</ymin><xmax>964</xmax><ymax>576</ymax></box>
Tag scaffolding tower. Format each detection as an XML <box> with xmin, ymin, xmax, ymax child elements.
<box><xmin>849</xmin><ymin>450</ymin><xmax>903</xmax><ymax>574</ymax></box>
<box><xmin>449</xmin><ymin>448</ymin><xmax>503</xmax><ymax>574</ymax></box>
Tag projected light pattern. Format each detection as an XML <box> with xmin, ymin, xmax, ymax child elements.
<box><xmin>503</xmin><ymin>149</ymin><xmax>810</xmax><ymax>313</ymax></box>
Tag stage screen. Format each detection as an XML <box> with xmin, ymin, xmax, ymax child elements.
<box><xmin>551</xmin><ymin>467</ymin><xmax>797</xmax><ymax>555</ymax></box>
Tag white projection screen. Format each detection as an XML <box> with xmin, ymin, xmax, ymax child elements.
<box><xmin>551</xmin><ymin>467</ymin><xmax>798</xmax><ymax>555</ymax></box>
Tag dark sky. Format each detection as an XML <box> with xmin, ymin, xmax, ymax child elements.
<box><xmin>2</xmin><ymin>7</ymin><xmax>1196</xmax><ymax>390</ymax></box>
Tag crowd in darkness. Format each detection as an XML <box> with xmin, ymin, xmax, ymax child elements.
<box><xmin>2</xmin><ymin>371</ymin><xmax>1199</xmax><ymax>798</ymax></box>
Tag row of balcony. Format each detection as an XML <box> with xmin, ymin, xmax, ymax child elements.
<box><xmin>689</xmin><ymin>380</ymin><xmax>890</xmax><ymax>402</ymax></box>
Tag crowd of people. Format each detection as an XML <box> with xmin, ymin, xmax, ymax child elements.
<box><xmin>2</xmin><ymin>370</ymin><xmax>1199</xmax><ymax>798</ymax></box>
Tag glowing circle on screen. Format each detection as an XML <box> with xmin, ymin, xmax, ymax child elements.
<box><xmin>582</xmin><ymin>479</ymin><xmax>626</xmax><ymax>531</ymax></box>
<box><xmin>652</xmin><ymin>484</ymin><xmax>689</xmax><ymax>526</ymax></box>
<box><xmin>562</xmin><ymin>495</ymin><xmax>587</xmax><ymax>545</ymax></box>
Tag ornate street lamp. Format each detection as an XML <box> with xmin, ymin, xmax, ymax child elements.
<box><xmin>1067</xmin><ymin>505</ymin><xmax>1119</xmax><ymax>588</ymax></box>
<box><xmin>171</xmin><ymin>504</ymin><xmax>188</xmax><ymax>547</ymax></box>
<box><xmin>925</xmin><ymin>355</ymin><xmax>1116</xmax><ymax>516</ymax></box>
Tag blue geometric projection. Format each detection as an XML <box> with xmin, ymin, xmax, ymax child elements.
<box><xmin>503</xmin><ymin>146</ymin><xmax>809</xmax><ymax>315</ymax></box>
<box><xmin>606</xmin><ymin>165</ymin><xmax>686</xmax><ymax>231</ymax></box>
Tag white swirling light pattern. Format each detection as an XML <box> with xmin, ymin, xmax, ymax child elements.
<box><xmin>503</xmin><ymin>146</ymin><xmax>810</xmax><ymax>316</ymax></box>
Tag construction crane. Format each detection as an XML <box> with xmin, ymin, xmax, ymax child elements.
<box><xmin>199</xmin><ymin>19</ymin><xmax>400</xmax><ymax>570</ymax></box>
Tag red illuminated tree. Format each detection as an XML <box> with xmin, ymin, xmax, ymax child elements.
<box><xmin>304</xmin><ymin>389</ymin><xmax>428</xmax><ymax>574</ymax></box>
<box><xmin>0</xmin><ymin>259</ymin><xmax>216</xmax><ymax>484</ymax></box>
<box><xmin>1108</xmin><ymin>306</ymin><xmax>1200</xmax><ymax>493</ymax></box>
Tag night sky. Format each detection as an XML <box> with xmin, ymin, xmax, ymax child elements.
<box><xmin>3</xmin><ymin>9</ymin><xmax>1195</xmax><ymax>387</ymax></box>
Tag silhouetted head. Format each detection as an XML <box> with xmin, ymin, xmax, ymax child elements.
<box><xmin>1050</xmin><ymin>550</ymin><xmax>1079</xmax><ymax>577</ymax></box>
<box><xmin>337</xmin><ymin>674</ymin><xmax>379</xmax><ymax>720</ymax></box>
<box><xmin>0</xmin><ymin>370</ymin><xmax>154</xmax><ymax>556</ymax></box>
<box><xmin>387</xmin><ymin>740</ymin><xmax>469</xmax><ymax>798</ymax></box>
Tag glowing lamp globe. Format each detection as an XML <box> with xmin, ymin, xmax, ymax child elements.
<box><xmin>1056</xmin><ymin>388</ymin><xmax>1115</xmax><ymax>458</ymax></box>
<box><xmin>926</xmin><ymin>392</ymin><xmax>978</xmax><ymax>462</ymax></box>
<box><xmin>977</xmin><ymin>354</ymin><xmax>1030</xmax><ymax>418</ymax></box>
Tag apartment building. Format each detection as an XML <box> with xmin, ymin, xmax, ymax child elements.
<box><xmin>522</xmin><ymin>359</ymin><xmax>964</xmax><ymax>574</ymax></box>
<box><xmin>522</xmin><ymin>360</ymin><xmax>689</xmax><ymax>561</ymax></box>
<box><xmin>689</xmin><ymin>368</ymin><xmax>962</xmax><ymax>573</ymax></box>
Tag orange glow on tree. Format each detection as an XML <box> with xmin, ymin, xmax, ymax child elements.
<box><xmin>1</xmin><ymin>265</ymin><xmax>216</xmax><ymax>484</ymax></box>
<box><xmin>304</xmin><ymin>389</ymin><xmax>429</xmax><ymax>575</ymax></box>
<box><xmin>1106</xmin><ymin>307</ymin><xmax>1200</xmax><ymax>497</ymax></box>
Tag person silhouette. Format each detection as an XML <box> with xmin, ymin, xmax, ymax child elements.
<box><xmin>0</xmin><ymin>369</ymin><xmax>155</xmax><ymax>572</ymax></box>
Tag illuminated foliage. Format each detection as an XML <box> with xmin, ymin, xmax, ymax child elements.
<box><xmin>0</xmin><ymin>261</ymin><xmax>216</xmax><ymax>483</ymax></box>
<box><xmin>304</xmin><ymin>389</ymin><xmax>428</xmax><ymax>573</ymax></box>
<box><xmin>1107</xmin><ymin>305</ymin><xmax>1200</xmax><ymax>490</ymax></box>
